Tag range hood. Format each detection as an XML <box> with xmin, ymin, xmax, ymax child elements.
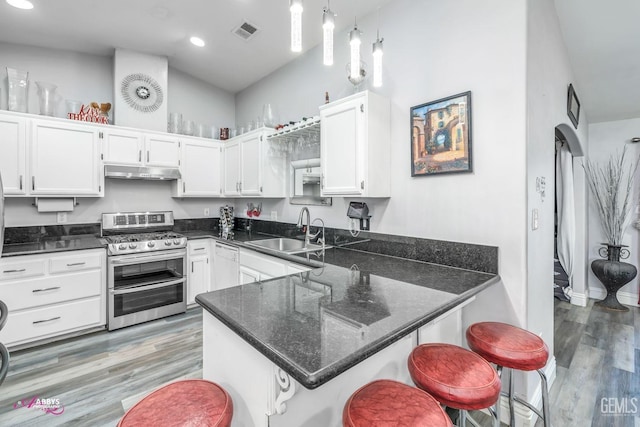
<box><xmin>104</xmin><ymin>165</ymin><xmax>181</xmax><ymax>180</ymax></box>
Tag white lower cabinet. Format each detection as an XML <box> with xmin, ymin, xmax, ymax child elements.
<box><xmin>0</xmin><ymin>248</ymin><xmax>106</xmax><ymax>348</ymax></box>
<box><xmin>187</xmin><ymin>240</ymin><xmax>212</xmax><ymax>306</ymax></box>
<box><xmin>239</xmin><ymin>248</ymin><xmax>310</xmax><ymax>284</ymax></box>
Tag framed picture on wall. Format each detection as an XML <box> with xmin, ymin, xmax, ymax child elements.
<box><xmin>410</xmin><ymin>91</ymin><xmax>472</xmax><ymax>176</ymax></box>
<box><xmin>567</xmin><ymin>83</ymin><xmax>580</xmax><ymax>129</ymax></box>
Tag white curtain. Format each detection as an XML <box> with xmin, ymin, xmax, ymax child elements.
<box><xmin>556</xmin><ymin>142</ymin><xmax>575</xmax><ymax>288</ymax></box>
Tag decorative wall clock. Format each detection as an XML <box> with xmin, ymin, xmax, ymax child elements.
<box><xmin>120</xmin><ymin>73</ymin><xmax>164</xmax><ymax>113</ymax></box>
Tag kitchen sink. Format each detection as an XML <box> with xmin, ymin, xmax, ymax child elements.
<box><xmin>245</xmin><ymin>237</ymin><xmax>327</xmax><ymax>254</ymax></box>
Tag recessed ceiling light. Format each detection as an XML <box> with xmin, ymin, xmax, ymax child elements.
<box><xmin>6</xmin><ymin>0</ymin><xmax>34</xmax><ymax>9</ymax></box>
<box><xmin>190</xmin><ymin>36</ymin><xmax>205</xmax><ymax>47</ymax></box>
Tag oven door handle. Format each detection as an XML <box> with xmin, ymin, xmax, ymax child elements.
<box><xmin>109</xmin><ymin>250</ymin><xmax>187</xmax><ymax>265</ymax></box>
<box><xmin>111</xmin><ymin>278</ymin><xmax>186</xmax><ymax>295</ymax></box>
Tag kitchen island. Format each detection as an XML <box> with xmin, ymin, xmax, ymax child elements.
<box><xmin>196</xmin><ymin>244</ymin><xmax>499</xmax><ymax>427</ymax></box>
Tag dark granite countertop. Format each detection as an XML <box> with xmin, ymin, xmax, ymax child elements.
<box><xmin>196</xmin><ymin>245</ymin><xmax>499</xmax><ymax>389</ymax></box>
<box><xmin>1</xmin><ymin>234</ymin><xmax>105</xmax><ymax>257</ymax></box>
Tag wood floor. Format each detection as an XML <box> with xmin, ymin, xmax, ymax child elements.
<box><xmin>0</xmin><ymin>300</ymin><xmax>637</xmax><ymax>426</ymax></box>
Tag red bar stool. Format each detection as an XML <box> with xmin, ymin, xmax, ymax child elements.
<box><xmin>343</xmin><ymin>379</ymin><xmax>453</xmax><ymax>427</ymax></box>
<box><xmin>118</xmin><ymin>379</ymin><xmax>233</xmax><ymax>427</ymax></box>
<box><xmin>408</xmin><ymin>343</ymin><xmax>501</xmax><ymax>427</ymax></box>
<box><xmin>466</xmin><ymin>322</ymin><xmax>550</xmax><ymax>427</ymax></box>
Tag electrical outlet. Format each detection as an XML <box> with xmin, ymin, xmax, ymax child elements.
<box><xmin>204</xmin><ymin>208</ymin><xmax>210</xmax><ymax>216</ymax></box>
<box><xmin>270</xmin><ymin>211</ymin><xmax>277</xmax><ymax>221</ymax></box>
<box><xmin>57</xmin><ymin>212</ymin><xmax>67</xmax><ymax>223</ymax></box>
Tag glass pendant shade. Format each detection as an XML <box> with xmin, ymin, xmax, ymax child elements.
<box><xmin>322</xmin><ymin>8</ymin><xmax>335</xmax><ymax>66</ymax></box>
<box><xmin>290</xmin><ymin>0</ymin><xmax>303</xmax><ymax>52</ymax></box>
<box><xmin>372</xmin><ymin>38</ymin><xmax>383</xmax><ymax>87</ymax></box>
<box><xmin>349</xmin><ymin>27</ymin><xmax>362</xmax><ymax>80</ymax></box>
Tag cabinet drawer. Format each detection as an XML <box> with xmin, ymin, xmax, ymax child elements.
<box><xmin>189</xmin><ymin>240</ymin><xmax>210</xmax><ymax>254</ymax></box>
<box><xmin>0</xmin><ymin>258</ymin><xmax>46</xmax><ymax>281</ymax></box>
<box><xmin>0</xmin><ymin>296</ymin><xmax>103</xmax><ymax>346</ymax></box>
<box><xmin>0</xmin><ymin>270</ymin><xmax>103</xmax><ymax>311</ymax></box>
<box><xmin>49</xmin><ymin>252</ymin><xmax>102</xmax><ymax>273</ymax></box>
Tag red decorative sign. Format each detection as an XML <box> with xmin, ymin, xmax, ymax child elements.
<box><xmin>68</xmin><ymin>104</ymin><xmax>109</xmax><ymax>124</ymax></box>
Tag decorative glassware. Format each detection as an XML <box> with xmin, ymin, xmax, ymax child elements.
<box><xmin>6</xmin><ymin>67</ymin><xmax>29</xmax><ymax>113</ymax></box>
<box><xmin>182</xmin><ymin>119</ymin><xmax>194</xmax><ymax>136</ymax></box>
<box><xmin>168</xmin><ymin>112</ymin><xmax>182</xmax><ymax>134</ymax></box>
<box><xmin>35</xmin><ymin>81</ymin><xmax>58</xmax><ymax>116</ymax></box>
<box><xmin>262</xmin><ymin>103</ymin><xmax>278</xmax><ymax>128</ymax></box>
<box><xmin>65</xmin><ymin>99</ymin><xmax>83</xmax><ymax>117</ymax></box>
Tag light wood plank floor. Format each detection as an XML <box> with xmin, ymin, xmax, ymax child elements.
<box><xmin>0</xmin><ymin>301</ymin><xmax>637</xmax><ymax>426</ymax></box>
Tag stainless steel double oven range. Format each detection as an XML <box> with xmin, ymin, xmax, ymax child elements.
<box><xmin>102</xmin><ymin>211</ymin><xmax>187</xmax><ymax>331</ymax></box>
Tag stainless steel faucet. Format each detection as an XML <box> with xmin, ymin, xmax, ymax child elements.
<box><xmin>297</xmin><ymin>207</ymin><xmax>311</xmax><ymax>245</ymax></box>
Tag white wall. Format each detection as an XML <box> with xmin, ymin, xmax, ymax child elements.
<box><xmin>0</xmin><ymin>42</ymin><xmax>235</xmax><ymax>132</ymax></box>
<box><xmin>3</xmin><ymin>180</ymin><xmax>229</xmax><ymax>226</ymax></box>
<box><xmin>526</xmin><ymin>0</ymin><xmax>589</xmax><ymax>399</ymax></box>
<box><xmin>237</xmin><ymin>0</ymin><xmax>528</xmax><ymax>323</ymax></box>
<box><xmin>587</xmin><ymin>118</ymin><xmax>640</xmax><ymax>306</ymax></box>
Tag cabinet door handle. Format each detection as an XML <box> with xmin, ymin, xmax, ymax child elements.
<box><xmin>239</xmin><ymin>182</ymin><xmax>242</xmax><ymax>192</ymax></box>
<box><xmin>33</xmin><ymin>316</ymin><xmax>61</xmax><ymax>325</ymax></box>
<box><xmin>139</xmin><ymin>150</ymin><xmax>142</xmax><ymax>162</ymax></box>
<box><xmin>360</xmin><ymin>104</ymin><xmax>364</xmax><ymax>113</ymax></box>
<box><xmin>193</xmin><ymin>247</ymin><xmax>205</xmax><ymax>251</ymax></box>
<box><xmin>183</xmin><ymin>182</ymin><xmax>186</xmax><ymax>193</ymax></box>
<box><xmin>32</xmin><ymin>286</ymin><xmax>61</xmax><ymax>293</ymax></box>
<box><xmin>191</xmin><ymin>262</ymin><xmax>194</xmax><ymax>273</ymax></box>
<box><xmin>32</xmin><ymin>176</ymin><xmax>35</xmax><ymax>190</ymax></box>
<box><xmin>147</xmin><ymin>151</ymin><xmax>150</xmax><ymax>163</ymax></box>
<box><xmin>19</xmin><ymin>175</ymin><xmax>22</xmax><ymax>190</ymax></box>
<box><xmin>321</xmin><ymin>174</ymin><xmax>325</xmax><ymax>189</ymax></box>
<box><xmin>361</xmin><ymin>180</ymin><xmax>365</xmax><ymax>190</ymax></box>
<box><xmin>3</xmin><ymin>269</ymin><xmax>26</xmax><ymax>274</ymax></box>
<box><xmin>66</xmin><ymin>262</ymin><xmax>86</xmax><ymax>267</ymax></box>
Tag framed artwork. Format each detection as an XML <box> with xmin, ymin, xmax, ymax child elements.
<box><xmin>410</xmin><ymin>91</ymin><xmax>472</xmax><ymax>176</ymax></box>
<box><xmin>567</xmin><ymin>83</ymin><xmax>580</xmax><ymax>129</ymax></box>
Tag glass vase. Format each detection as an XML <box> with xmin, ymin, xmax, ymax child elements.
<box><xmin>6</xmin><ymin>67</ymin><xmax>29</xmax><ymax>113</ymax></box>
<box><xmin>36</xmin><ymin>81</ymin><xmax>58</xmax><ymax>116</ymax></box>
<box><xmin>262</xmin><ymin>103</ymin><xmax>279</xmax><ymax>128</ymax></box>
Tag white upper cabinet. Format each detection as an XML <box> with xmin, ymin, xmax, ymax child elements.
<box><xmin>176</xmin><ymin>138</ymin><xmax>222</xmax><ymax>197</ymax></box>
<box><xmin>145</xmin><ymin>134</ymin><xmax>181</xmax><ymax>167</ymax></box>
<box><xmin>223</xmin><ymin>128</ymin><xmax>286</xmax><ymax>198</ymax></box>
<box><xmin>320</xmin><ymin>91</ymin><xmax>390</xmax><ymax>197</ymax></box>
<box><xmin>223</xmin><ymin>140</ymin><xmax>241</xmax><ymax>196</ymax></box>
<box><xmin>30</xmin><ymin>119</ymin><xmax>103</xmax><ymax>196</ymax></box>
<box><xmin>102</xmin><ymin>128</ymin><xmax>144</xmax><ymax>166</ymax></box>
<box><xmin>0</xmin><ymin>115</ymin><xmax>27</xmax><ymax>195</ymax></box>
<box><xmin>103</xmin><ymin>130</ymin><xmax>180</xmax><ymax>168</ymax></box>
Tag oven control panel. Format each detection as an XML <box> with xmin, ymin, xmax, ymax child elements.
<box><xmin>103</xmin><ymin>211</ymin><xmax>173</xmax><ymax>230</ymax></box>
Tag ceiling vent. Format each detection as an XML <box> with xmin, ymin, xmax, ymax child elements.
<box><xmin>232</xmin><ymin>21</ymin><xmax>259</xmax><ymax>41</ymax></box>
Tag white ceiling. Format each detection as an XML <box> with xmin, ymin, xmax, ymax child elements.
<box><xmin>0</xmin><ymin>0</ymin><xmax>637</xmax><ymax>124</ymax></box>
<box><xmin>0</xmin><ymin>0</ymin><xmax>390</xmax><ymax>93</ymax></box>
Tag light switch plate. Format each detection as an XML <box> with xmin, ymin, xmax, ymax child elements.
<box><xmin>57</xmin><ymin>212</ymin><xmax>67</xmax><ymax>223</ymax></box>
<box><xmin>270</xmin><ymin>211</ymin><xmax>277</xmax><ymax>221</ymax></box>
<box><xmin>204</xmin><ymin>208</ymin><xmax>210</xmax><ymax>216</ymax></box>
<box><xmin>531</xmin><ymin>208</ymin><xmax>539</xmax><ymax>230</ymax></box>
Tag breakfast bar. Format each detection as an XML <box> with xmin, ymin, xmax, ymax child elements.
<box><xmin>197</xmin><ymin>245</ymin><xmax>499</xmax><ymax>427</ymax></box>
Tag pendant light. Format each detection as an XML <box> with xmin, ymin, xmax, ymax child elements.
<box><xmin>372</xmin><ymin>32</ymin><xmax>384</xmax><ymax>87</ymax></box>
<box><xmin>349</xmin><ymin>21</ymin><xmax>362</xmax><ymax>81</ymax></box>
<box><xmin>322</xmin><ymin>3</ymin><xmax>335</xmax><ymax>66</ymax></box>
<box><xmin>290</xmin><ymin>0</ymin><xmax>303</xmax><ymax>52</ymax></box>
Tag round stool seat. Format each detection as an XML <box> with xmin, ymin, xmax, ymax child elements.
<box><xmin>466</xmin><ymin>322</ymin><xmax>549</xmax><ymax>371</ymax></box>
<box><xmin>118</xmin><ymin>379</ymin><xmax>233</xmax><ymax>427</ymax></box>
<box><xmin>343</xmin><ymin>379</ymin><xmax>452</xmax><ymax>427</ymax></box>
<box><xmin>408</xmin><ymin>343</ymin><xmax>501</xmax><ymax>410</ymax></box>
